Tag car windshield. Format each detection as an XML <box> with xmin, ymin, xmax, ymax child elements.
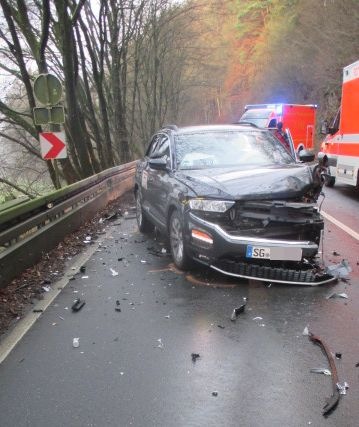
<box><xmin>175</xmin><ymin>130</ymin><xmax>295</xmax><ymax>170</ymax></box>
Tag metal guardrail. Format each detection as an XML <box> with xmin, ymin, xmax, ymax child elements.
<box><xmin>0</xmin><ymin>161</ymin><xmax>137</xmax><ymax>288</ymax></box>
<box><xmin>0</xmin><ymin>197</ymin><xmax>30</xmax><ymax>213</ymax></box>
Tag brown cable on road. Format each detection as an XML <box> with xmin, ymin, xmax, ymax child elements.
<box><xmin>309</xmin><ymin>332</ymin><xmax>340</xmax><ymax>416</ymax></box>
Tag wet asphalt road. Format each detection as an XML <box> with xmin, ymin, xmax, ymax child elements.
<box><xmin>0</xmin><ymin>186</ymin><xmax>359</xmax><ymax>427</ymax></box>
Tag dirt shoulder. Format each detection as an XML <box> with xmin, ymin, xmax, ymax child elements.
<box><xmin>0</xmin><ymin>191</ymin><xmax>135</xmax><ymax>337</ymax></box>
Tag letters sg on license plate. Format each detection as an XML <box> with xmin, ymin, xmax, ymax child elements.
<box><xmin>246</xmin><ymin>245</ymin><xmax>270</xmax><ymax>259</ymax></box>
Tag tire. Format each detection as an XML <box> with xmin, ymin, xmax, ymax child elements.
<box><xmin>169</xmin><ymin>210</ymin><xmax>192</xmax><ymax>270</ymax></box>
<box><xmin>325</xmin><ymin>175</ymin><xmax>336</xmax><ymax>187</ymax></box>
<box><xmin>135</xmin><ymin>190</ymin><xmax>154</xmax><ymax>233</ymax></box>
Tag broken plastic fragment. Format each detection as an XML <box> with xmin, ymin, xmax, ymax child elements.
<box><xmin>326</xmin><ymin>259</ymin><xmax>351</xmax><ymax>279</ymax></box>
<box><xmin>81</xmin><ymin>276</ymin><xmax>89</xmax><ymax>279</ymax></box>
<box><xmin>110</xmin><ymin>268</ymin><xmax>119</xmax><ymax>277</ymax></box>
<box><xmin>302</xmin><ymin>326</ymin><xmax>310</xmax><ymax>336</ymax></box>
<box><xmin>73</xmin><ymin>338</ymin><xmax>80</xmax><ymax>348</ymax></box>
<box><xmin>230</xmin><ymin>303</ymin><xmax>246</xmax><ymax>321</ymax></box>
<box><xmin>157</xmin><ymin>338</ymin><xmax>164</xmax><ymax>349</ymax></box>
<box><xmin>327</xmin><ymin>292</ymin><xmax>348</xmax><ymax>300</ymax></box>
<box><xmin>336</xmin><ymin>382</ymin><xmax>349</xmax><ymax>395</ymax></box>
<box><xmin>310</xmin><ymin>368</ymin><xmax>331</xmax><ymax>376</ymax></box>
<box><xmin>140</xmin><ymin>260</ymin><xmax>147</xmax><ymax>264</ymax></box>
<box><xmin>161</xmin><ymin>248</ymin><xmax>167</xmax><ymax>254</ymax></box>
<box><xmin>42</xmin><ymin>286</ymin><xmax>51</xmax><ymax>292</ymax></box>
<box><xmin>253</xmin><ymin>316</ymin><xmax>263</xmax><ymax>321</ymax></box>
<box><xmin>212</xmin><ymin>391</ymin><xmax>218</xmax><ymax>397</ymax></box>
<box><xmin>191</xmin><ymin>353</ymin><xmax>200</xmax><ymax>362</ymax></box>
<box><xmin>71</xmin><ymin>298</ymin><xmax>86</xmax><ymax>312</ymax></box>
<box><xmin>335</xmin><ymin>352</ymin><xmax>342</xmax><ymax>359</ymax></box>
<box><xmin>231</xmin><ymin>297</ymin><xmax>247</xmax><ymax>322</ymax></box>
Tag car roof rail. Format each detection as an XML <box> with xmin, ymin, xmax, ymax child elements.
<box><xmin>162</xmin><ymin>124</ymin><xmax>178</xmax><ymax>131</ymax></box>
<box><xmin>235</xmin><ymin>121</ymin><xmax>259</xmax><ymax>128</ymax></box>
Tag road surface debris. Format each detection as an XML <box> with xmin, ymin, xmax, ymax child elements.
<box><xmin>110</xmin><ymin>268</ymin><xmax>119</xmax><ymax>277</ymax></box>
<box><xmin>191</xmin><ymin>353</ymin><xmax>200</xmax><ymax>362</ymax></box>
<box><xmin>72</xmin><ymin>338</ymin><xmax>80</xmax><ymax>348</ymax></box>
<box><xmin>327</xmin><ymin>292</ymin><xmax>348</xmax><ymax>300</ymax></box>
<box><xmin>309</xmin><ymin>332</ymin><xmax>341</xmax><ymax>416</ymax></box>
<box><xmin>326</xmin><ymin>260</ymin><xmax>351</xmax><ymax>279</ymax></box>
<box><xmin>71</xmin><ymin>298</ymin><xmax>86</xmax><ymax>312</ymax></box>
<box><xmin>310</xmin><ymin>368</ymin><xmax>331</xmax><ymax>376</ymax></box>
<box><xmin>336</xmin><ymin>382</ymin><xmax>349</xmax><ymax>395</ymax></box>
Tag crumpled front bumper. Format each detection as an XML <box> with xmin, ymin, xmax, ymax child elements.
<box><xmin>187</xmin><ymin>212</ymin><xmax>335</xmax><ymax>285</ymax></box>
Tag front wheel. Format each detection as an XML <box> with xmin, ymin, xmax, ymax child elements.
<box><xmin>325</xmin><ymin>175</ymin><xmax>336</xmax><ymax>187</ymax></box>
<box><xmin>136</xmin><ymin>190</ymin><xmax>154</xmax><ymax>233</ymax></box>
<box><xmin>169</xmin><ymin>210</ymin><xmax>192</xmax><ymax>270</ymax></box>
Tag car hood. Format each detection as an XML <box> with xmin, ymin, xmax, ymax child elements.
<box><xmin>175</xmin><ymin>164</ymin><xmax>314</xmax><ymax>200</ymax></box>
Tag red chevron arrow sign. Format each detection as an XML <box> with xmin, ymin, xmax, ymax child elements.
<box><xmin>40</xmin><ymin>132</ymin><xmax>67</xmax><ymax>159</ymax></box>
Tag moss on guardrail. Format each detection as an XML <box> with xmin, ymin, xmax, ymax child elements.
<box><xmin>0</xmin><ymin>162</ymin><xmax>137</xmax><ymax>227</ymax></box>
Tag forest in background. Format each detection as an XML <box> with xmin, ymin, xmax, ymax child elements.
<box><xmin>0</xmin><ymin>0</ymin><xmax>358</xmax><ymax>200</ymax></box>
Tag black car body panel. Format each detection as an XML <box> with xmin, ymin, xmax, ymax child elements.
<box><xmin>135</xmin><ymin>125</ymin><xmax>334</xmax><ymax>285</ymax></box>
<box><xmin>175</xmin><ymin>164</ymin><xmax>313</xmax><ymax>200</ymax></box>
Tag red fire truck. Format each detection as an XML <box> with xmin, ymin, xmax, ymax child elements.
<box><xmin>319</xmin><ymin>60</ymin><xmax>359</xmax><ymax>187</ymax></box>
<box><xmin>239</xmin><ymin>103</ymin><xmax>317</xmax><ymax>153</ymax></box>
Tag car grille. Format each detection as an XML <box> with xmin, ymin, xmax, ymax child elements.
<box><xmin>197</xmin><ymin>200</ymin><xmax>323</xmax><ymax>243</ymax></box>
<box><xmin>212</xmin><ymin>258</ymin><xmax>331</xmax><ymax>284</ymax></box>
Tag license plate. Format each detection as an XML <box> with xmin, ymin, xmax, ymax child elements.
<box><xmin>246</xmin><ymin>245</ymin><xmax>302</xmax><ymax>261</ymax></box>
<box><xmin>246</xmin><ymin>246</ymin><xmax>270</xmax><ymax>259</ymax></box>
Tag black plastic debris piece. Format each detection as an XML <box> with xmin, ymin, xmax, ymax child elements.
<box><xmin>217</xmin><ymin>324</ymin><xmax>225</xmax><ymax>329</ymax></box>
<box><xmin>118</xmin><ymin>258</ymin><xmax>124</xmax><ymax>262</ymax></box>
<box><xmin>41</xmin><ymin>279</ymin><xmax>51</xmax><ymax>285</ymax></box>
<box><xmin>335</xmin><ymin>353</ymin><xmax>342</xmax><ymax>359</ymax></box>
<box><xmin>33</xmin><ymin>309</ymin><xmax>43</xmax><ymax>313</ymax></box>
<box><xmin>212</xmin><ymin>391</ymin><xmax>218</xmax><ymax>397</ymax></box>
<box><xmin>332</xmin><ymin>251</ymin><xmax>340</xmax><ymax>256</ymax></box>
<box><xmin>355</xmin><ymin>362</ymin><xmax>359</xmax><ymax>368</ymax></box>
<box><xmin>105</xmin><ymin>212</ymin><xmax>120</xmax><ymax>221</ymax></box>
<box><xmin>230</xmin><ymin>303</ymin><xmax>246</xmax><ymax>321</ymax></box>
<box><xmin>191</xmin><ymin>353</ymin><xmax>200</xmax><ymax>362</ymax></box>
<box><xmin>69</xmin><ymin>277</ymin><xmax>76</xmax><ymax>281</ymax></box>
<box><xmin>71</xmin><ymin>298</ymin><xmax>86</xmax><ymax>312</ymax></box>
<box><xmin>115</xmin><ymin>300</ymin><xmax>121</xmax><ymax>312</ymax></box>
<box><xmin>80</xmin><ymin>266</ymin><xmax>86</xmax><ymax>273</ymax></box>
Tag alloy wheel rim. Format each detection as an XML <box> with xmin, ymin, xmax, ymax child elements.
<box><xmin>170</xmin><ymin>216</ymin><xmax>183</xmax><ymax>262</ymax></box>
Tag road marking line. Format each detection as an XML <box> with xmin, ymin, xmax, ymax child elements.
<box><xmin>0</xmin><ymin>239</ymin><xmax>104</xmax><ymax>365</ymax></box>
<box><xmin>321</xmin><ymin>210</ymin><xmax>359</xmax><ymax>241</ymax></box>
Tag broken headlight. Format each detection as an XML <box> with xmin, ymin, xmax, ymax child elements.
<box><xmin>188</xmin><ymin>198</ymin><xmax>235</xmax><ymax>213</ymax></box>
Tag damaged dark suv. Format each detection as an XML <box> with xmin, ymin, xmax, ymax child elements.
<box><xmin>135</xmin><ymin>124</ymin><xmax>333</xmax><ymax>285</ymax></box>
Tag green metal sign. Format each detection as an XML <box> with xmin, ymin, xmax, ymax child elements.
<box><xmin>33</xmin><ymin>106</ymin><xmax>65</xmax><ymax>125</ymax></box>
<box><xmin>33</xmin><ymin>74</ymin><xmax>62</xmax><ymax>106</ymax></box>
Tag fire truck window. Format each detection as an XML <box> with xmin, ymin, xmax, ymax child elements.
<box><xmin>268</xmin><ymin>119</ymin><xmax>277</xmax><ymax>128</ymax></box>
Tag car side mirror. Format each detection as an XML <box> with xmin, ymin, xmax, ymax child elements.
<box><xmin>149</xmin><ymin>156</ymin><xmax>168</xmax><ymax>170</ymax></box>
<box><xmin>320</xmin><ymin>120</ymin><xmax>328</xmax><ymax>135</ymax></box>
<box><xmin>299</xmin><ymin>150</ymin><xmax>315</xmax><ymax>163</ymax></box>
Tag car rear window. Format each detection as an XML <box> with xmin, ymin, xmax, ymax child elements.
<box><xmin>175</xmin><ymin>131</ymin><xmax>294</xmax><ymax>170</ymax></box>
